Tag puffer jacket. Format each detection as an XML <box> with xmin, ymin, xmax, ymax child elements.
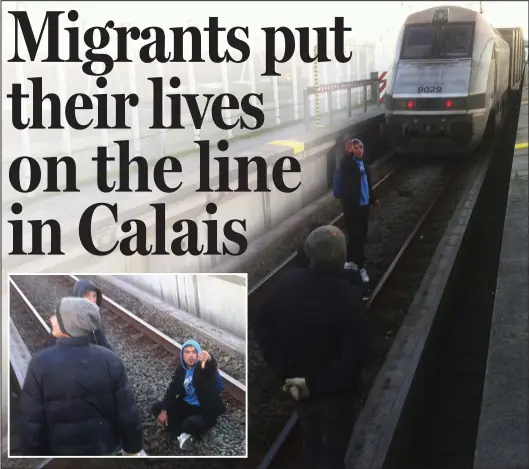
<box><xmin>19</xmin><ymin>336</ymin><xmax>143</xmax><ymax>456</ymax></box>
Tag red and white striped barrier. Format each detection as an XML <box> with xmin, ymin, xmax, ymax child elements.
<box><xmin>379</xmin><ymin>71</ymin><xmax>387</xmax><ymax>103</ymax></box>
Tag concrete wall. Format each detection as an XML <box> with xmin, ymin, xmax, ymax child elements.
<box><xmin>4</xmin><ymin>109</ymin><xmax>385</xmax><ymax>275</ymax></box>
<box><xmin>115</xmin><ymin>274</ymin><xmax>247</xmax><ymax>339</ymax></box>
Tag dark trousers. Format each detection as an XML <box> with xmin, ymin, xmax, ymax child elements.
<box><xmin>342</xmin><ymin>204</ymin><xmax>370</xmax><ymax>269</ymax></box>
<box><xmin>151</xmin><ymin>400</ymin><xmax>217</xmax><ymax>439</ymax></box>
<box><xmin>296</xmin><ymin>397</ymin><xmax>355</xmax><ymax>469</ymax></box>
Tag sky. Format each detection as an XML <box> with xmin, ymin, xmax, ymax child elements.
<box><xmin>1</xmin><ymin>1</ymin><xmax>527</xmax><ymax>71</ymax></box>
<box><xmin>3</xmin><ymin>1</ymin><xmax>527</xmax><ymax>39</ymax></box>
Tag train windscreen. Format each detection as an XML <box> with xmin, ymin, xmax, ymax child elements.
<box><xmin>401</xmin><ymin>23</ymin><xmax>474</xmax><ymax>59</ymax></box>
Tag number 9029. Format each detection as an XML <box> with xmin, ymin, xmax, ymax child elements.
<box><xmin>418</xmin><ymin>85</ymin><xmax>442</xmax><ymax>93</ymax></box>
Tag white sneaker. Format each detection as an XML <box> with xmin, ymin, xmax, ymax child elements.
<box><xmin>344</xmin><ymin>261</ymin><xmax>359</xmax><ymax>270</ymax></box>
<box><xmin>177</xmin><ymin>432</ymin><xmax>193</xmax><ymax>451</ymax></box>
<box><xmin>360</xmin><ymin>268</ymin><xmax>370</xmax><ymax>283</ymax></box>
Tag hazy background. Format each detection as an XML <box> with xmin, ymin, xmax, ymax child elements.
<box><xmin>2</xmin><ymin>0</ymin><xmax>528</xmax><ymax>454</ymax></box>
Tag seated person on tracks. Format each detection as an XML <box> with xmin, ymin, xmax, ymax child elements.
<box><xmin>255</xmin><ymin>225</ymin><xmax>372</xmax><ymax>469</ymax></box>
<box><xmin>19</xmin><ymin>297</ymin><xmax>144</xmax><ymax>456</ymax></box>
<box><xmin>151</xmin><ymin>339</ymin><xmax>226</xmax><ymax>451</ymax></box>
<box><xmin>47</xmin><ymin>278</ymin><xmax>112</xmax><ymax>349</ymax></box>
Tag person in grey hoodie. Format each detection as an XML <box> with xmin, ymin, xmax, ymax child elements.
<box><xmin>47</xmin><ymin>279</ymin><xmax>111</xmax><ymax>349</ymax></box>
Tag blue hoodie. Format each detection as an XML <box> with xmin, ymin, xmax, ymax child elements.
<box><xmin>180</xmin><ymin>339</ymin><xmax>223</xmax><ymax>407</ymax></box>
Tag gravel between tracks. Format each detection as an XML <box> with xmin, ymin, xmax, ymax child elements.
<box><xmin>76</xmin><ymin>275</ymin><xmax>246</xmax><ymax>385</ymax></box>
<box><xmin>5</xmin><ymin>160</ymin><xmax>467</xmax><ymax>469</ymax></box>
<box><xmin>242</xmin><ymin>160</ymin><xmax>457</xmax><ymax>467</ymax></box>
<box><xmin>9</xmin><ymin>284</ymin><xmax>49</xmax><ymax>354</ymax></box>
<box><xmin>9</xmin><ymin>275</ymin><xmax>246</xmax><ymax>460</ymax></box>
<box><xmin>246</xmin><ymin>156</ymin><xmax>399</xmax><ymax>288</ymax></box>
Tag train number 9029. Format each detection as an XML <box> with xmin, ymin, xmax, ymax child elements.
<box><xmin>418</xmin><ymin>85</ymin><xmax>442</xmax><ymax>93</ymax></box>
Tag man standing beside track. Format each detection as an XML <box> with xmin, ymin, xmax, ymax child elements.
<box><xmin>338</xmin><ymin>138</ymin><xmax>380</xmax><ymax>285</ymax></box>
<box><xmin>255</xmin><ymin>225</ymin><xmax>371</xmax><ymax>469</ymax></box>
<box><xmin>47</xmin><ymin>278</ymin><xmax>112</xmax><ymax>349</ymax></box>
<box><xmin>19</xmin><ymin>297</ymin><xmax>143</xmax><ymax>456</ymax></box>
<box><xmin>151</xmin><ymin>339</ymin><xmax>226</xmax><ymax>451</ymax></box>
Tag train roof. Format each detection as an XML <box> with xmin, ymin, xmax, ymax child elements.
<box><xmin>404</xmin><ymin>5</ymin><xmax>481</xmax><ymax>25</ymax></box>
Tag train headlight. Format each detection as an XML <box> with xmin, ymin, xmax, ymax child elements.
<box><xmin>407</xmin><ymin>100</ymin><xmax>415</xmax><ymax>109</ymax></box>
<box><xmin>433</xmin><ymin>8</ymin><xmax>448</xmax><ymax>22</ymax></box>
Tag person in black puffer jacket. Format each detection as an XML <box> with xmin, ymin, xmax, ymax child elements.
<box><xmin>19</xmin><ymin>297</ymin><xmax>143</xmax><ymax>456</ymax></box>
<box><xmin>47</xmin><ymin>279</ymin><xmax>111</xmax><ymax>349</ymax></box>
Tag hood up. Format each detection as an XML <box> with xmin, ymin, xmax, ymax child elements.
<box><xmin>180</xmin><ymin>339</ymin><xmax>202</xmax><ymax>370</ymax></box>
<box><xmin>73</xmin><ymin>279</ymin><xmax>103</xmax><ymax>307</ymax></box>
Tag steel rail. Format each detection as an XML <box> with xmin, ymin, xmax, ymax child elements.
<box><xmin>256</xmin><ymin>163</ymin><xmax>457</xmax><ymax>468</ymax></box>
<box><xmin>63</xmin><ymin>274</ymin><xmax>247</xmax><ymax>406</ymax></box>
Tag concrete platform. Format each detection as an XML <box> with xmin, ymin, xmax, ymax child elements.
<box><xmin>3</xmin><ymin>100</ymin><xmax>385</xmax><ymax>274</ymax></box>
<box><xmin>344</xmin><ymin>126</ymin><xmax>494</xmax><ymax>469</ymax></box>
<box><xmin>473</xmin><ymin>73</ymin><xmax>529</xmax><ymax>469</ymax></box>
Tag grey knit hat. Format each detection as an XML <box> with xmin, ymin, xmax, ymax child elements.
<box><xmin>56</xmin><ymin>297</ymin><xmax>102</xmax><ymax>338</ymax></box>
<box><xmin>304</xmin><ymin>225</ymin><xmax>346</xmax><ymax>270</ymax></box>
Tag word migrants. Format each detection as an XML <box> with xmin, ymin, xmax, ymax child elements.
<box><xmin>6</xmin><ymin>10</ymin><xmax>353</xmax><ymax>257</ymax></box>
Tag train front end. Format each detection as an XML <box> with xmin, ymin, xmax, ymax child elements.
<box><xmin>384</xmin><ymin>7</ymin><xmax>485</xmax><ymax>155</ymax></box>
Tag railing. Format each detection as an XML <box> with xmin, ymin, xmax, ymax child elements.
<box><xmin>303</xmin><ymin>71</ymin><xmax>387</xmax><ymax>131</ymax></box>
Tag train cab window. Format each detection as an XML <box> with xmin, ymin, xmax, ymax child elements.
<box><xmin>401</xmin><ymin>25</ymin><xmax>438</xmax><ymax>59</ymax></box>
<box><xmin>440</xmin><ymin>24</ymin><xmax>473</xmax><ymax>57</ymax></box>
<box><xmin>401</xmin><ymin>23</ymin><xmax>474</xmax><ymax>59</ymax></box>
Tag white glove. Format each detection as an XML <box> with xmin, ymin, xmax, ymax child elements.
<box><xmin>283</xmin><ymin>377</ymin><xmax>310</xmax><ymax>400</ymax></box>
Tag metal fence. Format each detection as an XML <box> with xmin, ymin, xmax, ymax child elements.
<box><xmin>303</xmin><ymin>73</ymin><xmax>385</xmax><ymax>131</ymax></box>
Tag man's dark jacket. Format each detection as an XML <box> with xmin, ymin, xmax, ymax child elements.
<box><xmin>339</xmin><ymin>154</ymin><xmax>378</xmax><ymax>208</ymax></box>
<box><xmin>19</xmin><ymin>336</ymin><xmax>143</xmax><ymax>456</ymax></box>
<box><xmin>47</xmin><ymin>279</ymin><xmax>111</xmax><ymax>349</ymax></box>
<box><xmin>255</xmin><ymin>267</ymin><xmax>371</xmax><ymax>399</ymax></box>
<box><xmin>296</xmin><ymin>244</ymin><xmax>364</xmax><ymax>288</ymax></box>
<box><xmin>161</xmin><ymin>357</ymin><xmax>226</xmax><ymax>418</ymax></box>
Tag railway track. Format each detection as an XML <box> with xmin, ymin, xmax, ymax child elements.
<box><xmin>9</xmin><ymin>274</ymin><xmax>246</xmax><ymax>464</ymax></box>
<box><xmin>245</xmin><ymin>151</ymin><xmax>485</xmax><ymax>469</ymax></box>
<box><xmin>6</xmin><ymin>152</ymin><xmax>487</xmax><ymax>469</ymax></box>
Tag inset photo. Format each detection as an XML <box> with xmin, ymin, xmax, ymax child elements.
<box><xmin>8</xmin><ymin>274</ymin><xmax>247</xmax><ymax>458</ymax></box>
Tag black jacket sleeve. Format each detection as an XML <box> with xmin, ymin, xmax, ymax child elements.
<box><xmin>19</xmin><ymin>360</ymin><xmax>47</xmax><ymax>456</ymax></box>
<box><xmin>201</xmin><ymin>356</ymin><xmax>218</xmax><ymax>376</ymax></box>
<box><xmin>111</xmin><ymin>358</ymin><xmax>143</xmax><ymax>454</ymax></box>
<box><xmin>255</xmin><ymin>296</ymin><xmax>286</xmax><ymax>378</ymax></box>
<box><xmin>340</xmin><ymin>155</ymin><xmax>360</xmax><ymax>205</ymax></box>
<box><xmin>93</xmin><ymin>327</ymin><xmax>112</xmax><ymax>350</ymax></box>
<box><xmin>305</xmin><ymin>286</ymin><xmax>372</xmax><ymax>398</ymax></box>
<box><xmin>161</xmin><ymin>368</ymin><xmax>184</xmax><ymax>409</ymax></box>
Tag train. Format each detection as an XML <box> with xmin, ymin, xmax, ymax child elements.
<box><xmin>382</xmin><ymin>5</ymin><xmax>526</xmax><ymax>155</ymax></box>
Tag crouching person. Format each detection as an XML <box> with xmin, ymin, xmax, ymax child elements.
<box><xmin>151</xmin><ymin>339</ymin><xmax>225</xmax><ymax>451</ymax></box>
<box><xmin>256</xmin><ymin>226</ymin><xmax>371</xmax><ymax>469</ymax></box>
<box><xmin>19</xmin><ymin>297</ymin><xmax>143</xmax><ymax>456</ymax></box>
